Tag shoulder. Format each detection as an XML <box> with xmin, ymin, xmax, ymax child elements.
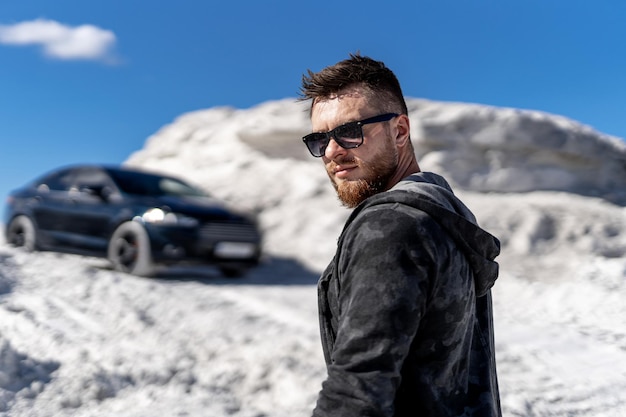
<box><xmin>335</xmin><ymin>202</ymin><xmax>448</xmax><ymax>292</ymax></box>
<box><xmin>338</xmin><ymin>202</ymin><xmax>451</xmax><ymax>268</ymax></box>
<box><xmin>347</xmin><ymin>201</ymin><xmax>442</xmax><ymax>242</ymax></box>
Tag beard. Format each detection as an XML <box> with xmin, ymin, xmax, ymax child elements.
<box><xmin>327</xmin><ymin>142</ymin><xmax>398</xmax><ymax>208</ymax></box>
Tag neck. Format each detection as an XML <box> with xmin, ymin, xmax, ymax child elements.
<box><xmin>386</xmin><ymin>155</ymin><xmax>421</xmax><ymax>191</ymax></box>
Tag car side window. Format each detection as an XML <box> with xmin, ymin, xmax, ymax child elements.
<box><xmin>73</xmin><ymin>168</ymin><xmax>105</xmax><ymax>187</ymax></box>
<box><xmin>39</xmin><ymin>170</ymin><xmax>75</xmax><ymax>192</ymax></box>
<box><xmin>72</xmin><ymin>168</ymin><xmax>117</xmax><ymax>196</ymax></box>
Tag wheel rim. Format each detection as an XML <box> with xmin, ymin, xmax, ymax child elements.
<box><xmin>8</xmin><ymin>218</ymin><xmax>32</xmax><ymax>248</ymax></box>
<box><xmin>9</xmin><ymin>227</ymin><xmax>25</xmax><ymax>246</ymax></box>
<box><xmin>113</xmin><ymin>234</ymin><xmax>139</xmax><ymax>270</ymax></box>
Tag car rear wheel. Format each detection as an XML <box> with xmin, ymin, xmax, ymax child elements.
<box><xmin>107</xmin><ymin>221</ymin><xmax>154</xmax><ymax>277</ymax></box>
<box><xmin>6</xmin><ymin>215</ymin><xmax>37</xmax><ymax>251</ymax></box>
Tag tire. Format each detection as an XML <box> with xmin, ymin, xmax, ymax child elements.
<box><xmin>6</xmin><ymin>215</ymin><xmax>38</xmax><ymax>251</ymax></box>
<box><xmin>107</xmin><ymin>221</ymin><xmax>154</xmax><ymax>277</ymax></box>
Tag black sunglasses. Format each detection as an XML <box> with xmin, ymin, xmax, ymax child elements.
<box><xmin>302</xmin><ymin>113</ymin><xmax>399</xmax><ymax>157</ymax></box>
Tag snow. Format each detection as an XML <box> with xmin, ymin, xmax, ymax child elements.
<box><xmin>1</xmin><ymin>98</ymin><xmax>626</xmax><ymax>416</ymax></box>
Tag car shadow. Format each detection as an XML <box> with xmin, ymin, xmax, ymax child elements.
<box><xmin>146</xmin><ymin>255</ymin><xmax>322</xmax><ymax>286</ymax></box>
<box><xmin>1</xmin><ymin>241</ymin><xmax>321</xmax><ymax>287</ymax></box>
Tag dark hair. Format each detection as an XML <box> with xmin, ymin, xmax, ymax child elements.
<box><xmin>299</xmin><ymin>53</ymin><xmax>408</xmax><ymax>115</ymax></box>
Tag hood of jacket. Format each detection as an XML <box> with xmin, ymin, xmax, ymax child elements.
<box><xmin>342</xmin><ymin>172</ymin><xmax>500</xmax><ymax>297</ymax></box>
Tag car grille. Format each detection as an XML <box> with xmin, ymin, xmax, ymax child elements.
<box><xmin>199</xmin><ymin>222</ymin><xmax>260</xmax><ymax>243</ymax></box>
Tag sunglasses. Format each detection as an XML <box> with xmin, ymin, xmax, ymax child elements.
<box><xmin>302</xmin><ymin>113</ymin><xmax>399</xmax><ymax>157</ymax></box>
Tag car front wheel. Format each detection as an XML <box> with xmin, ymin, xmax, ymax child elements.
<box><xmin>6</xmin><ymin>215</ymin><xmax>38</xmax><ymax>251</ymax></box>
<box><xmin>107</xmin><ymin>221</ymin><xmax>154</xmax><ymax>277</ymax></box>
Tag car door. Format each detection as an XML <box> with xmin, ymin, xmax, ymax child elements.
<box><xmin>30</xmin><ymin>168</ymin><xmax>77</xmax><ymax>246</ymax></box>
<box><xmin>61</xmin><ymin>167</ymin><xmax>122</xmax><ymax>252</ymax></box>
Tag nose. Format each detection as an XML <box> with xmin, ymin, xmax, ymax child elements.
<box><xmin>324</xmin><ymin>137</ymin><xmax>346</xmax><ymax>160</ymax></box>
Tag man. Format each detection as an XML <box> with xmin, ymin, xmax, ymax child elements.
<box><xmin>299</xmin><ymin>54</ymin><xmax>502</xmax><ymax>417</ymax></box>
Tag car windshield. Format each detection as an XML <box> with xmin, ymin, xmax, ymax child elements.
<box><xmin>108</xmin><ymin>169</ymin><xmax>206</xmax><ymax>197</ymax></box>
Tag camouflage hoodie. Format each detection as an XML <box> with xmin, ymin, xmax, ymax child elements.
<box><xmin>313</xmin><ymin>172</ymin><xmax>501</xmax><ymax>417</ymax></box>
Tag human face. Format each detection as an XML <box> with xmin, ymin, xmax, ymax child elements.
<box><xmin>311</xmin><ymin>91</ymin><xmax>399</xmax><ymax>208</ymax></box>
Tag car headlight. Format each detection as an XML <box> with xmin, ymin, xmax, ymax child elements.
<box><xmin>141</xmin><ymin>208</ymin><xmax>199</xmax><ymax>227</ymax></box>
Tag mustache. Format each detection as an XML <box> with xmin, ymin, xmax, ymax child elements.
<box><xmin>327</xmin><ymin>156</ymin><xmax>358</xmax><ymax>170</ymax></box>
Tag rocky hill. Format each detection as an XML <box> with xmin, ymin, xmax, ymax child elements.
<box><xmin>125</xmin><ymin>98</ymin><xmax>626</xmax><ymax>277</ymax></box>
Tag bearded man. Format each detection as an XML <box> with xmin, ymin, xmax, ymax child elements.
<box><xmin>300</xmin><ymin>54</ymin><xmax>502</xmax><ymax>417</ymax></box>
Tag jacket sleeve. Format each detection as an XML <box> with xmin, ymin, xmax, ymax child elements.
<box><xmin>313</xmin><ymin>205</ymin><xmax>439</xmax><ymax>417</ymax></box>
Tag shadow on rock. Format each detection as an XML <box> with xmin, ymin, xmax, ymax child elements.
<box><xmin>0</xmin><ymin>338</ymin><xmax>60</xmax><ymax>410</ymax></box>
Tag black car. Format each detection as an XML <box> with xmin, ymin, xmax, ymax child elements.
<box><xmin>4</xmin><ymin>165</ymin><xmax>262</xmax><ymax>277</ymax></box>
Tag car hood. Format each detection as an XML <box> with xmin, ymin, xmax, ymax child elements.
<box><xmin>130</xmin><ymin>194</ymin><xmax>248</xmax><ymax>221</ymax></box>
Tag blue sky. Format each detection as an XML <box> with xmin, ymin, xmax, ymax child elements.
<box><xmin>2</xmin><ymin>1</ymin><xmax>625</xmax><ymax>220</ymax></box>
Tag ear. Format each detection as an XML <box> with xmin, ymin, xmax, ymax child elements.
<box><xmin>394</xmin><ymin>114</ymin><xmax>411</xmax><ymax>147</ymax></box>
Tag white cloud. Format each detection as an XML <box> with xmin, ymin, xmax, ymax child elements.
<box><xmin>0</xmin><ymin>18</ymin><xmax>117</xmax><ymax>62</ymax></box>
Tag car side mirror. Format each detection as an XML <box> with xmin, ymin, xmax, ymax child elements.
<box><xmin>97</xmin><ymin>185</ymin><xmax>114</xmax><ymax>201</ymax></box>
<box><xmin>81</xmin><ymin>185</ymin><xmax>113</xmax><ymax>202</ymax></box>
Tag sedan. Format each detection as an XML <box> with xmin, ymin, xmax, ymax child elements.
<box><xmin>4</xmin><ymin>164</ymin><xmax>262</xmax><ymax>277</ymax></box>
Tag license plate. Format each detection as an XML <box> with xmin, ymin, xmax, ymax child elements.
<box><xmin>214</xmin><ymin>242</ymin><xmax>256</xmax><ymax>259</ymax></box>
